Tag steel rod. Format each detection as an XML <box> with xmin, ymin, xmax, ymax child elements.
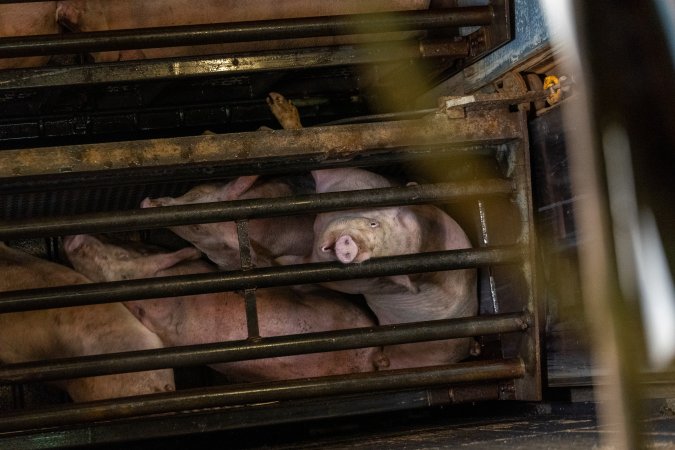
<box><xmin>0</xmin><ymin>8</ymin><xmax>492</xmax><ymax>58</ymax></box>
<box><xmin>0</xmin><ymin>180</ymin><xmax>514</xmax><ymax>240</ymax></box>
<box><xmin>0</xmin><ymin>41</ymin><xmax>469</xmax><ymax>90</ymax></box>
<box><xmin>0</xmin><ymin>388</ymin><xmax>469</xmax><ymax>447</ymax></box>
<box><xmin>0</xmin><ymin>111</ymin><xmax>521</xmax><ymax>179</ymax></box>
<box><xmin>0</xmin><ymin>246</ymin><xmax>524</xmax><ymax>313</ymax></box>
<box><xmin>0</xmin><ymin>358</ymin><xmax>525</xmax><ymax>433</ymax></box>
<box><xmin>0</xmin><ymin>312</ymin><xmax>528</xmax><ymax>383</ymax></box>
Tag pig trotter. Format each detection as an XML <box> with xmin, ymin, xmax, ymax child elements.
<box><xmin>267</xmin><ymin>92</ymin><xmax>303</xmax><ymax>130</ymax></box>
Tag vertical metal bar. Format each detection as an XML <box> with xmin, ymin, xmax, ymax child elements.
<box><xmin>236</xmin><ymin>219</ymin><xmax>260</xmax><ymax>338</ymax></box>
<box><xmin>478</xmin><ymin>200</ymin><xmax>499</xmax><ymax>314</ymax></box>
<box><xmin>510</xmin><ymin>112</ymin><xmax>542</xmax><ymax>401</ymax></box>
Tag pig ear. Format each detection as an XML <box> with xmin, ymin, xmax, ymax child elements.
<box><xmin>406</xmin><ymin>181</ymin><xmax>419</xmax><ymax>187</ymax></box>
<box><xmin>148</xmin><ymin>247</ymin><xmax>202</xmax><ymax>273</ymax></box>
<box><xmin>223</xmin><ymin>176</ymin><xmax>259</xmax><ymax>200</ymax></box>
<box><xmin>63</xmin><ymin>235</ymin><xmax>85</xmax><ymax>253</ymax></box>
<box><xmin>390</xmin><ymin>274</ymin><xmax>419</xmax><ymax>294</ymax></box>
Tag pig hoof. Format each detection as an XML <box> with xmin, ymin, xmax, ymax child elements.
<box><xmin>266</xmin><ymin>92</ymin><xmax>302</xmax><ymax>130</ymax></box>
<box><xmin>335</xmin><ymin>235</ymin><xmax>359</xmax><ymax>264</ymax></box>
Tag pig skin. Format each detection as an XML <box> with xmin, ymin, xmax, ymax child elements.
<box><xmin>63</xmin><ymin>234</ymin><xmax>387</xmax><ymax>381</ymax></box>
<box><xmin>0</xmin><ymin>243</ymin><xmax>175</xmax><ymax>402</ymax></box>
<box><xmin>269</xmin><ymin>93</ymin><xmax>478</xmax><ymax>369</ymax></box>
<box><xmin>140</xmin><ymin>175</ymin><xmax>315</xmax><ymax>270</ymax></box>
<box><xmin>0</xmin><ymin>3</ymin><xmax>59</xmax><ymax>69</ymax></box>
<box><xmin>55</xmin><ymin>0</ymin><xmax>430</xmax><ymax>62</ymax></box>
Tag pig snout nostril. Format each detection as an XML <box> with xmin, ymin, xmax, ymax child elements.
<box><xmin>335</xmin><ymin>235</ymin><xmax>359</xmax><ymax>264</ymax></box>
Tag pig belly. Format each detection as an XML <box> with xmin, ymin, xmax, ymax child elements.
<box><xmin>0</xmin><ymin>244</ymin><xmax>175</xmax><ymax>401</ymax></box>
<box><xmin>56</xmin><ymin>0</ymin><xmax>430</xmax><ymax>61</ymax></box>
<box><xmin>0</xmin><ymin>3</ymin><xmax>59</xmax><ymax>69</ymax></box>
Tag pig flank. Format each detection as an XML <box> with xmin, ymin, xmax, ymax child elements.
<box><xmin>140</xmin><ymin>176</ymin><xmax>315</xmax><ymax>269</ymax></box>
<box><xmin>0</xmin><ymin>243</ymin><xmax>175</xmax><ymax>402</ymax></box>
<box><xmin>63</xmin><ymin>234</ymin><xmax>386</xmax><ymax>380</ymax></box>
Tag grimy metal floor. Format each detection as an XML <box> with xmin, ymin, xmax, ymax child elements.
<box><xmin>94</xmin><ymin>397</ymin><xmax>675</xmax><ymax>449</ymax></box>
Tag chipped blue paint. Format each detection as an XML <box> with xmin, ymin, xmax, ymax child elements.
<box><xmin>462</xmin><ymin>0</ymin><xmax>551</xmax><ymax>90</ymax></box>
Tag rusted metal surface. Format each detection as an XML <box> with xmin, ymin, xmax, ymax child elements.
<box><xmin>0</xmin><ymin>111</ymin><xmax>521</xmax><ymax>180</ymax></box>
<box><xmin>0</xmin><ymin>246</ymin><xmax>525</xmax><ymax>313</ymax></box>
<box><xmin>510</xmin><ymin>111</ymin><xmax>542</xmax><ymax>401</ymax></box>
<box><xmin>0</xmin><ymin>312</ymin><xmax>529</xmax><ymax>384</ymax></box>
<box><xmin>0</xmin><ymin>358</ymin><xmax>525</xmax><ymax>433</ymax></box>
<box><xmin>0</xmin><ymin>41</ymin><xmax>468</xmax><ymax>90</ymax></box>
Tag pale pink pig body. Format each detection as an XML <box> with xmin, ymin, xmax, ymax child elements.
<box><xmin>0</xmin><ymin>3</ymin><xmax>59</xmax><ymax>69</ymax></box>
<box><xmin>55</xmin><ymin>0</ymin><xmax>429</xmax><ymax>62</ymax></box>
<box><xmin>63</xmin><ymin>234</ymin><xmax>385</xmax><ymax>381</ymax></box>
<box><xmin>0</xmin><ymin>243</ymin><xmax>175</xmax><ymax>402</ymax></box>
<box><xmin>279</xmin><ymin>168</ymin><xmax>478</xmax><ymax>369</ymax></box>
<box><xmin>140</xmin><ymin>175</ymin><xmax>315</xmax><ymax>269</ymax></box>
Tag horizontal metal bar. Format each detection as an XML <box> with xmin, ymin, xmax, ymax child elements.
<box><xmin>0</xmin><ymin>8</ymin><xmax>492</xmax><ymax>58</ymax></box>
<box><xmin>0</xmin><ymin>179</ymin><xmax>514</xmax><ymax>240</ymax></box>
<box><xmin>0</xmin><ymin>388</ymin><xmax>461</xmax><ymax>447</ymax></box>
<box><xmin>0</xmin><ymin>312</ymin><xmax>529</xmax><ymax>383</ymax></box>
<box><xmin>0</xmin><ymin>109</ymin><xmax>522</xmax><ymax>179</ymax></box>
<box><xmin>0</xmin><ymin>358</ymin><xmax>525</xmax><ymax>433</ymax></box>
<box><xmin>0</xmin><ymin>245</ymin><xmax>524</xmax><ymax>313</ymax></box>
<box><xmin>0</xmin><ymin>40</ymin><xmax>468</xmax><ymax>90</ymax></box>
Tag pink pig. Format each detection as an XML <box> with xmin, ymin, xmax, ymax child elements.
<box><xmin>0</xmin><ymin>243</ymin><xmax>175</xmax><ymax>402</ymax></box>
<box><xmin>269</xmin><ymin>93</ymin><xmax>478</xmax><ymax>369</ymax></box>
<box><xmin>63</xmin><ymin>234</ymin><xmax>387</xmax><ymax>381</ymax></box>
<box><xmin>140</xmin><ymin>175</ymin><xmax>315</xmax><ymax>269</ymax></box>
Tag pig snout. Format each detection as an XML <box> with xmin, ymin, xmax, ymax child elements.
<box><xmin>334</xmin><ymin>235</ymin><xmax>359</xmax><ymax>263</ymax></box>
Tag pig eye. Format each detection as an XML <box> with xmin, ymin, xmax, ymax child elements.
<box><xmin>369</xmin><ymin>220</ymin><xmax>379</xmax><ymax>228</ymax></box>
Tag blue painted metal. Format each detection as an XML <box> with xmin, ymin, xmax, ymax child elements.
<box><xmin>461</xmin><ymin>0</ymin><xmax>550</xmax><ymax>90</ymax></box>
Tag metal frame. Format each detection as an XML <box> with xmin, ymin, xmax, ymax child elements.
<box><xmin>0</xmin><ymin>94</ymin><xmax>540</xmax><ymax>446</ymax></box>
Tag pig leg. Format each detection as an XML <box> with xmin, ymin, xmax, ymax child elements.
<box><xmin>267</xmin><ymin>92</ymin><xmax>303</xmax><ymax>130</ymax></box>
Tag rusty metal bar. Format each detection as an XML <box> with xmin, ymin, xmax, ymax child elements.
<box><xmin>0</xmin><ymin>388</ymin><xmax>481</xmax><ymax>447</ymax></box>
<box><xmin>0</xmin><ymin>8</ymin><xmax>492</xmax><ymax>58</ymax></box>
<box><xmin>0</xmin><ymin>180</ymin><xmax>515</xmax><ymax>240</ymax></box>
<box><xmin>0</xmin><ymin>358</ymin><xmax>525</xmax><ymax>433</ymax></box>
<box><xmin>0</xmin><ymin>41</ymin><xmax>469</xmax><ymax>90</ymax></box>
<box><xmin>0</xmin><ymin>312</ymin><xmax>529</xmax><ymax>384</ymax></box>
<box><xmin>0</xmin><ymin>246</ymin><xmax>524</xmax><ymax>313</ymax></box>
<box><xmin>0</xmin><ymin>112</ymin><xmax>521</xmax><ymax>179</ymax></box>
<box><xmin>236</xmin><ymin>219</ymin><xmax>260</xmax><ymax>339</ymax></box>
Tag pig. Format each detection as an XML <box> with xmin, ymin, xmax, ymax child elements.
<box><xmin>55</xmin><ymin>0</ymin><xmax>430</xmax><ymax>62</ymax></box>
<box><xmin>63</xmin><ymin>234</ymin><xmax>387</xmax><ymax>381</ymax></box>
<box><xmin>269</xmin><ymin>93</ymin><xmax>478</xmax><ymax>369</ymax></box>
<box><xmin>0</xmin><ymin>243</ymin><xmax>175</xmax><ymax>402</ymax></box>
<box><xmin>0</xmin><ymin>3</ymin><xmax>60</xmax><ymax>70</ymax></box>
<box><xmin>140</xmin><ymin>175</ymin><xmax>315</xmax><ymax>270</ymax></box>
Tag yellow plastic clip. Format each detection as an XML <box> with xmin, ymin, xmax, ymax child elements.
<box><xmin>543</xmin><ymin>75</ymin><xmax>561</xmax><ymax>105</ymax></box>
